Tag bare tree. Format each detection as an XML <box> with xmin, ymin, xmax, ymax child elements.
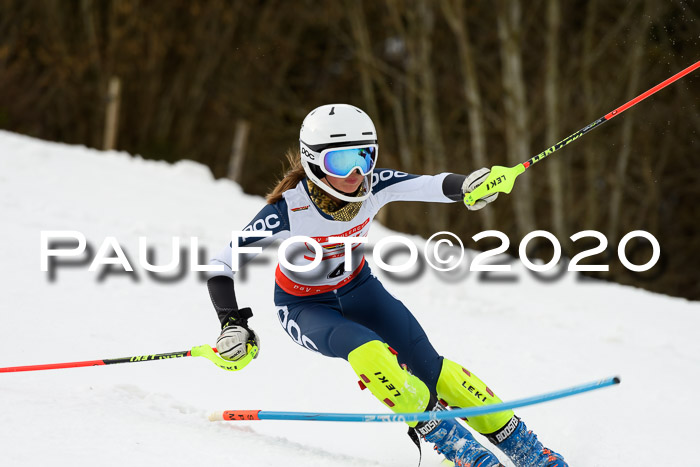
<box><xmin>415</xmin><ymin>0</ymin><xmax>448</xmax><ymax>226</ymax></box>
<box><xmin>345</xmin><ymin>0</ymin><xmax>382</xmax><ymax>135</ymax></box>
<box><xmin>607</xmin><ymin>0</ymin><xmax>650</xmax><ymax>244</ymax></box>
<box><xmin>545</xmin><ymin>0</ymin><xmax>567</xmax><ymax>239</ymax></box>
<box><xmin>497</xmin><ymin>0</ymin><xmax>536</xmax><ymax>235</ymax></box>
<box><xmin>581</xmin><ymin>0</ymin><xmax>601</xmax><ymax>229</ymax></box>
<box><xmin>440</xmin><ymin>0</ymin><xmax>495</xmax><ymax>231</ymax></box>
<box><xmin>384</xmin><ymin>1</ymin><xmax>422</xmax><ymax>171</ymax></box>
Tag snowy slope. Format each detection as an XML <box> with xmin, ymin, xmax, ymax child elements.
<box><xmin>0</xmin><ymin>130</ymin><xmax>698</xmax><ymax>466</ymax></box>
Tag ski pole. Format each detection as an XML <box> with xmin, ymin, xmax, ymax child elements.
<box><xmin>464</xmin><ymin>59</ymin><xmax>700</xmax><ymax>206</ymax></box>
<box><xmin>209</xmin><ymin>375</ymin><xmax>619</xmax><ymax>423</ymax></box>
<box><xmin>0</xmin><ymin>343</ymin><xmax>258</xmax><ymax>373</ymax></box>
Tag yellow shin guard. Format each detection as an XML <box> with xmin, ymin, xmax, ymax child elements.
<box><xmin>347</xmin><ymin>340</ymin><xmax>431</xmax><ymax>427</ymax></box>
<box><xmin>436</xmin><ymin>359</ymin><xmax>514</xmax><ymax>434</ymax></box>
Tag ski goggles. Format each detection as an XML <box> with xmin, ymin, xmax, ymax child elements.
<box><xmin>319</xmin><ymin>144</ymin><xmax>378</xmax><ymax>178</ymax></box>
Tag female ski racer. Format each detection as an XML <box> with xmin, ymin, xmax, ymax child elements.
<box><xmin>207</xmin><ymin>104</ymin><xmax>568</xmax><ymax>467</ymax></box>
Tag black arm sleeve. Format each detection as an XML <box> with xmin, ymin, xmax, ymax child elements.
<box><xmin>207</xmin><ymin>276</ymin><xmax>244</xmax><ymax>328</ymax></box>
<box><xmin>442</xmin><ymin>173</ymin><xmax>467</xmax><ymax>201</ymax></box>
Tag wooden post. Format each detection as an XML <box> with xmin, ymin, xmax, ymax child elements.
<box><xmin>103</xmin><ymin>76</ymin><xmax>121</xmax><ymax>151</ymax></box>
<box><xmin>228</xmin><ymin>119</ymin><xmax>250</xmax><ymax>183</ymax></box>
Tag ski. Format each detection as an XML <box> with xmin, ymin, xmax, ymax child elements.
<box><xmin>210</xmin><ymin>376</ymin><xmax>619</xmax><ymax>423</ymax></box>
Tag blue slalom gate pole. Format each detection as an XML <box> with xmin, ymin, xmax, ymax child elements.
<box><xmin>210</xmin><ymin>376</ymin><xmax>620</xmax><ymax>423</ymax></box>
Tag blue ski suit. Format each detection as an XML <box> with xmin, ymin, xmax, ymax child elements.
<box><xmin>209</xmin><ymin>169</ymin><xmax>463</xmax><ymax>391</ymax></box>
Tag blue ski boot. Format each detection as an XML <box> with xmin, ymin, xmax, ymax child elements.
<box><xmin>415</xmin><ymin>403</ymin><xmax>503</xmax><ymax>467</ymax></box>
<box><xmin>490</xmin><ymin>416</ymin><xmax>568</xmax><ymax>467</ymax></box>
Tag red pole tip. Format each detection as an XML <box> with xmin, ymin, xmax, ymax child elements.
<box><xmin>222</xmin><ymin>410</ymin><xmax>261</xmax><ymax>421</ymax></box>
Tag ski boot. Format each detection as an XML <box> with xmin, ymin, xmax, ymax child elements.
<box><xmin>415</xmin><ymin>401</ymin><xmax>503</xmax><ymax>467</ymax></box>
<box><xmin>491</xmin><ymin>416</ymin><xmax>568</xmax><ymax>467</ymax></box>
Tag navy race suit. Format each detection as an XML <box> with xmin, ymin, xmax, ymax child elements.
<box><xmin>210</xmin><ymin>169</ymin><xmax>463</xmax><ymax>391</ymax></box>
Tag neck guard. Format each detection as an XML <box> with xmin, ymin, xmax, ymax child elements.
<box><xmin>307</xmin><ymin>179</ymin><xmax>364</xmax><ymax>221</ymax></box>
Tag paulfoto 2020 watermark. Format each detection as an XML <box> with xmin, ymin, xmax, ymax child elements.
<box><xmin>40</xmin><ymin>230</ymin><xmax>661</xmax><ymax>283</ymax></box>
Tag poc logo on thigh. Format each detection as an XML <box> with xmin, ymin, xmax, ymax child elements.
<box><xmin>278</xmin><ymin>306</ymin><xmax>319</xmax><ymax>353</ymax></box>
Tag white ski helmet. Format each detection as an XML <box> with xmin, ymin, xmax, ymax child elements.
<box><xmin>299</xmin><ymin>104</ymin><xmax>378</xmax><ymax>202</ymax></box>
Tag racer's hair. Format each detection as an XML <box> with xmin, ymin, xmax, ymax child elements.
<box><xmin>266</xmin><ymin>149</ymin><xmax>306</xmax><ymax>204</ymax></box>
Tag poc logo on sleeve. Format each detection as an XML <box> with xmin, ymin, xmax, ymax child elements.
<box><xmin>244</xmin><ymin>214</ymin><xmax>280</xmax><ymax>232</ymax></box>
<box><xmin>371</xmin><ymin>170</ymin><xmax>407</xmax><ymax>187</ymax></box>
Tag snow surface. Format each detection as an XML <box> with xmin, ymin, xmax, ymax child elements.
<box><xmin>0</xmin><ymin>130</ymin><xmax>698</xmax><ymax>466</ymax></box>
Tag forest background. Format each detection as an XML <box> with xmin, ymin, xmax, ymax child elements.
<box><xmin>1</xmin><ymin>0</ymin><xmax>698</xmax><ymax>299</ymax></box>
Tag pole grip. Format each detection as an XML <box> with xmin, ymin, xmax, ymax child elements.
<box><xmin>464</xmin><ymin>164</ymin><xmax>526</xmax><ymax>206</ymax></box>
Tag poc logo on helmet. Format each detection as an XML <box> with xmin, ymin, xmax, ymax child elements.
<box><xmin>301</xmin><ymin>146</ymin><xmax>316</xmax><ymax>161</ymax></box>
